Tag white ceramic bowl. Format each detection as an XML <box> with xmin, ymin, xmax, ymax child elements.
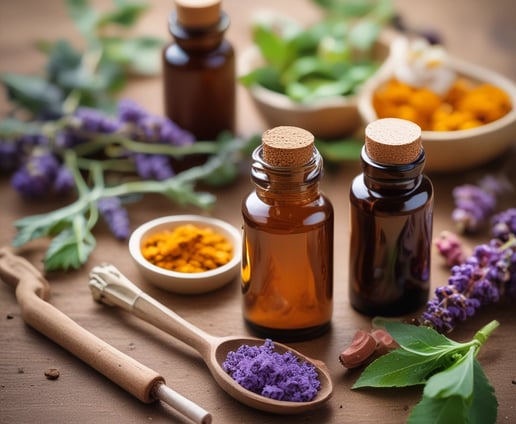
<box><xmin>358</xmin><ymin>38</ymin><xmax>516</xmax><ymax>173</ymax></box>
<box><xmin>129</xmin><ymin>215</ymin><xmax>241</xmax><ymax>294</ymax></box>
<box><xmin>238</xmin><ymin>32</ymin><xmax>398</xmax><ymax>139</ymax></box>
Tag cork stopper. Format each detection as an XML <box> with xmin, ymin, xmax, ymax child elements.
<box><xmin>175</xmin><ymin>0</ymin><xmax>221</xmax><ymax>28</ymax></box>
<box><xmin>262</xmin><ymin>126</ymin><xmax>315</xmax><ymax>167</ymax></box>
<box><xmin>365</xmin><ymin>118</ymin><xmax>422</xmax><ymax>165</ymax></box>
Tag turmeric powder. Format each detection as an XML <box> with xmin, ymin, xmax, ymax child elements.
<box><xmin>141</xmin><ymin>224</ymin><xmax>233</xmax><ymax>273</ymax></box>
<box><xmin>372</xmin><ymin>77</ymin><xmax>512</xmax><ymax>131</ymax></box>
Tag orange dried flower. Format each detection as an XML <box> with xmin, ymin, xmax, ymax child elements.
<box><xmin>141</xmin><ymin>224</ymin><xmax>233</xmax><ymax>273</ymax></box>
<box><xmin>372</xmin><ymin>77</ymin><xmax>512</xmax><ymax>131</ymax></box>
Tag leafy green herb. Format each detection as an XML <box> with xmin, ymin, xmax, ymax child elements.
<box><xmin>315</xmin><ymin>138</ymin><xmax>362</xmax><ymax>162</ymax></box>
<box><xmin>353</xmin><ymin>320</ymin><xmax>499</xmax><ymax>424</ymax></box>
<box><xmin>9</xmin><ymin>126</ymin><xmax>248</xmax><ymax>272</ymax></box>
<box><xmin>240</xmin><ymin>0</ymin><xmax>393</xmax><ymax>103</ymax></box>
<box><xmin>1</xmin><ymin>0</ymin><xmax>164</xmax><ymax>116</ymax></box>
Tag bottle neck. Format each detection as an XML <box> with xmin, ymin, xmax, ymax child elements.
<box><xmin>169</xmin><ymin>11</ymin><xmax>229</xmax><ymax>51</ymax></box>
<box><xmin>361</xmin><ymin>146</ymin><xmax>426</xmax><ymax>192</ymax></box>
<box><xmin>250</xmin><ymin>145</ymin><xmax>323</xmax><ymax>203</ymax></box>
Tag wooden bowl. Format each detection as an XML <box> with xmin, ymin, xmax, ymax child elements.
<box><xmin>238</xmin><ymin>32</ymin><xmax>399</xmax><ymax>139</ymax></box>
<box><xmin>357</xmin><ymin>38</ymin><xmax>516</xmax><ymax>173</ymax></box>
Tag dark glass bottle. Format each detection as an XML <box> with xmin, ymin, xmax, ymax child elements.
<box><xmin>163</xmin><ymin>0</ymin><xmax>235</xmax><ymax>140</ymax></box>
<box><xmin>242</xmin><ymin>126</ymin><xmax>334</xmax><ymax>342</ymax></box>
<box><xmin>349</xmin><ymin>118</ymin><xmax>433</xmax><ymax>316</ymax></box>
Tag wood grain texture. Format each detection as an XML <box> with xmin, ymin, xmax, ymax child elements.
<box><xmin>1</xmin><ymin>1</ymin><xmax>515</xmax><ymax>423</ymax></box>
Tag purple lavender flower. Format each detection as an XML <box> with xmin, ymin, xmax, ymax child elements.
<box><xmin>118</xmin><ymin>98</ymin><xmax>195</xmax><ymax>146</ymax></box>
<box><xmin>75</xmin><ymin>107</ymin><xmax>121</xmax><ymax>134</ymax></box>
<box><xmin>492</xmin><ymin>208</ymin><xmax>516</xmax><ymax>241</ymax></box>
<box><xmin>421</xmin><ymin>210</ymin><xmax>516</xmax><ymax>333</ymax></box>
<box><xmin>11</xmin><ymin>150</ymin><xmax>60</xmax><ymax>198</ymax></box>
<box><xmin>133</xmin><ymin>153</ymin><xmax>175</xmax><ymax>181</ymax></box>
<box><xmin>18</xmin><ymin>133</ymin><xmax>49</xmax><ymax>149</ymax></box>
<box><xmin>118</xmin><ymin>98</ymin><xmax>148</xmax><ymax>124</ymax></box>
<box><xmin>452</xmin><ymin>184</ymin><xmax>496</xmax><ymax>233</ymax></box>
<box><xmin>1</xmin><ymin>133</ymin><xmax>51</xmax><ymax>173</ymax></box>
<box><xmin>222</xmin><ymin>339</ymin><xmax>320</xmax><ymax>402</ymax></box>
<box><xmin>97</xmin><ymin>196</ymin><xmax>130</xmax><ymax>240</ymax></box>
<box><xmin>159</xmin><ymin>119</ymin><xmax>195</xmax><ymax>146</ymax></box>
<box><xmin>452</xmin><ymin>175</ymin><xmax>513</xmax><ymax>233</ymax></box>
<box><xmin>53</xmin><ymin>165</ymin><xmax>75</xmax><ymax>195</ymax></box>
<box><xmin>0</xmin><ymin>140</ymin><xmax>21</xmax><ymax>173</ymax></box>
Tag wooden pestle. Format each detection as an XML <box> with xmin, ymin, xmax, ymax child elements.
<box><xmin>0</xmin><ymin>248</ymin><xmax>211</xmax><ymax>424</ymax></box>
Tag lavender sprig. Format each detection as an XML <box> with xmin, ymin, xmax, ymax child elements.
<box><xmin>452</xmin><ymin>175</ymin><xmax>512</xmax><ymax>233</ymax></box>
<box><xmin>1</xmin><ymin>99</ymin><xmax>250</xmax><ymax>271</ymax></box>
<box><xmin>97</xmin><ymin>197</ymin><xmax>130</xmax><ymax>240</ymax></box>
<box><xmin>422</xmin><ymin>208</ymin><xmax>516</xmax><ymax>333</ymax></box>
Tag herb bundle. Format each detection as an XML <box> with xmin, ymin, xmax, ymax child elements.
<box><xmin>2</xmin><ymin>100</ymin><xmax>250</xmax><ymax>272</ymax></box>
<box><xmin>423</xmin><ymin>208</ymin><xmax>516</xmax><ymax>333</ymax></box>
<box><xmin>1</xmin><ymin>0</ymin><xmax>165</xmax><ymax>116</ymax></box>
<box><xmin>354</xmin><ymin>320</ymin><xmax>499</xmax><ymax>424</ymax></box>
<box><xmin>240</xmin><ymin>0</ymin><xmax>394</xmax><ymax>103</ymax></box>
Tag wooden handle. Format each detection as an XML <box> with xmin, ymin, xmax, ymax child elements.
<box><xmin>89</xmin><ymin>264</ymin><xmax>215</xmax><ymax>359</ymax></box>
<box><xmin>0</xmin><ymin>249</ymin><xmax>163</xmax><ymax>403</ymax></box>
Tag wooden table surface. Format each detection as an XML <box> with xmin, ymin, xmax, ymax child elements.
<box><xmin>1</xmin><ymin>1</ymin><xmax>515</xmax><ymax>423</ymax></box>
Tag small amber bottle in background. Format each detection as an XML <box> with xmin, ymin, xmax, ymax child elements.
<box><xmin>163</xmin><ymin>0</ymin><xmax>235</xmax><ymax>140</ymax></box>
<box><xmin>349</xmin><ymin>118</ymin><xmax>433</xmax><ymax>316</ymax></box>
<box><xmin>242</xmin><ymin>126</ymin><xmax>334</xmax><ymax>342</ymax></box>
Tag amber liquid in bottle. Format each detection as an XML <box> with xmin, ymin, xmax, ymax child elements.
<box><xmin>242</xmin><ymin>138</ymin><xmax>333</xmax><ymax>342</ymax></box>
<box><xmin>163</xmin><ymin>5</ymin><xmax>235</xmax><ymax>140</ymax></box>
<box><xmin>349</xmin><ymin>120</ymin><xmax>433</xmax><ymax>317</ymax></box>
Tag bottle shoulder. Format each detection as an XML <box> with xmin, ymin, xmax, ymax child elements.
<box><xmin>243</xmin><ymin>191</ymin><xmax>333</xmax><ymax>224</ymax></box>
<box><xmin>350</xmin><ymin>174</ymin><xmax>433</xmax><ymax>213</ymax></box>
<box><xmin>164</xmin><ymin>40</ymin><xmax>234</xmax><ymax>66</ymax></box>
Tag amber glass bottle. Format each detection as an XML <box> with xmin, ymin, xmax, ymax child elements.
<box><xmin>349</xmin><ymin>118</ymin><xmax>433</xmax><ymax>317</ymax></box>
<box><xmin>163</xmin><ymin>0</ymin><xmax>235</xmax><ymax>140</ymax></box>
<box><xmin>242</xmin><ymin>126</ymin><xmax>334</xmax><ymax>342</ymax></box>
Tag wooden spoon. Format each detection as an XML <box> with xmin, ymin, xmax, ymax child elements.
<box><xmin>89</xmin><ymin>264</ymin><xmax>333</xmax><ymax>414</ymax></box>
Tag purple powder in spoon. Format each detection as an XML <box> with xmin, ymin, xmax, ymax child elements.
<box><xmin>222</xmin><ymin>339</ymin><xmax>320</xmax><ymax>402</ymax></box>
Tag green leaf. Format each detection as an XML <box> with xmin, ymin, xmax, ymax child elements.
<box><xmin>201</xmin><ymin>162</ymin><xmax>239</xmax><ymax>187</ymax></box>
<box><xmin>0</xmin><ymin>118</ymin><xmax>41</xmax><ymax>137</ymax></box>
<box><xmin>101</xmin><ymin>36</ymin><xmax>165</xmax><ymax>75</ymax></box>
<box><xmin>348</xmin><ymin>19</ymin><xmax>381</xmax><ymax>51</ymax></box>
<box><xmin>45</xmin><ymin>39</ymin><xmax>83</xmax><ymax>84</ymax></box>
<box><xmin>289</xmin><ymin>21</ymin><xmax>332</xmax><ymax>56</ymax></box>
<box><xmin>424</xmin><ymin>346</ymin><xmax>475</xmax><ymax>399</ymax></box>
<box><xmin>253</xmin><ymin>24</ymin><xmax>290</xmax><ymax>70</ymax></box>
<box><xmin>65</xmin><ymin>0</ymin><xmax>98</xmax><ymax>37</ymax></box>
<box><xmin>0</xmin><ymin>73</ymin><xmax>63</xmax><ymax>116</ymax></box>
<box><xmin>466</xmin><ymin>359</ymin><xmax>497</xmax><ymax>424</ymax></box>
<box><xmin>13</xmin><ymin>211</ymin><xmax>73</xmax><ymax>247</ymax></box>
<box><xmin>352</xmin><ymin>348</ymin><xmax>442</xmax><ymax>388</ymax></box>
<box><xmin>96</xmin><ymin>2</ymin><xmax>148</xmax><ymax>29</ymax></box>
<box><xmin>239</xmin><ymin>67</ymin><xmax>283</xmax><ymax>93</ymax></box>
<box><xmin>382</xmin><ymin>321</ymin><xmax>461</xmax><ymax>353</ymax></box>
<box><xmin>283</xmin><ymin>56</ymin><xmax>334</xmax><ymax>85</ymax></box>
<box><xmin>315</xmin><ymin>139</ymin><xmax>362</xmax><ymax>161</ymax></box>
<box><xmin>407</xmin><ymin>358</ymin><xmax>497</xmax><ymax>424</ymax></box>
<box><xmin>43</xmin><ymin>216</ymin><xmax>96</xmax><ymax>271</ymax></box>
<box><xmin>163</xmin><ymin>185</ymin><xmax>216</xmax><ymax>209</ymax></box>
<box><xmin>313</xmin><ymin>0</ymin><xmax>382</xmax><ymax>17</ymax></box>
<box><xmin>407</xmin><ymin>395</ymin><xmax>468</xmax><ymax>424</ymax></box>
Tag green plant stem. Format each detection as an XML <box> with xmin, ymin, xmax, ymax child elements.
<box><xmin>14</xmin><ymin>144</ymin><xmax>231</xmax><ymax>244</ymax></box>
